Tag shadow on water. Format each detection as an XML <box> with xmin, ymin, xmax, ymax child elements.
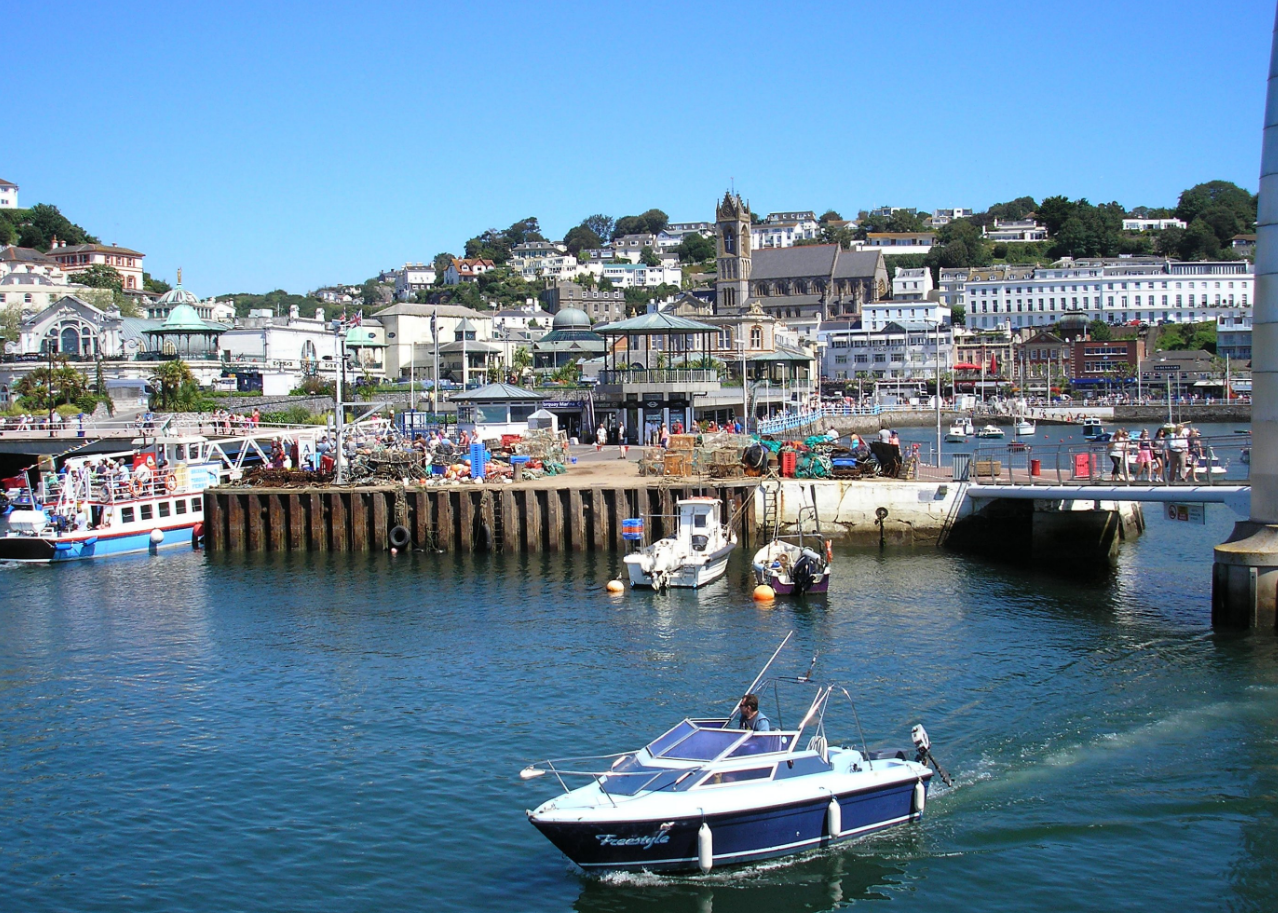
<box><xmin>571</xmin><ymin>849</ymin><xmax>910</xmax><ymax>913</ymax></box>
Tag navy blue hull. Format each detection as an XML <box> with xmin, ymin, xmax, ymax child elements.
<box><xmin>532</xmin><ymin>777</ymin><xmax>926</xmax><ymax>872</ymax></box>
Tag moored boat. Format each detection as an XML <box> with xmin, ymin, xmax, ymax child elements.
<box><xmin>752</xmin><ymin>483</ymin><xmax>831</xmax><ymax>595</ymax></box>
<box><xmin>944</xmin><ymin>422</ymin><xmax>969</xmax><ymax>443</ymax></box>
<box><xmin>1014</xmin><ymin>418</ymin><xmax>1036</xmax><ymax>436</ymax></box>
<box><xmin>975</xmin><ymin>424</ymin><xmax>1005</xmax><ymax>439</ymax></box>
<box><xmin>523</xmin><ymin>636</ymin><xmax>949</xmax><ymax>874</ymax></box>
<box><xmin>623</xmin><ymin>496</ymin><xmax>737</xmax><ymax>589</ymax></box>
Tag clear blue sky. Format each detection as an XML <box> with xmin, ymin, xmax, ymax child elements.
<box><xmin>7</xmin><ymin>0</ymin><xmax>1275</xmax><ymax>297</ymax></box>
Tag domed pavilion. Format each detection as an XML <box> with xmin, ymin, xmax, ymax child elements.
<box><xmin>532</xmin><ymin>307</ymin><xmax>607</xmax><ymax>368</ymax></box>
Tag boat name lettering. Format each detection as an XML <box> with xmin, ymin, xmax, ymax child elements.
<box><xmin>595</xmin><ymin>831</ymin><xmax>672</xmax><ymax>849</ymax></box>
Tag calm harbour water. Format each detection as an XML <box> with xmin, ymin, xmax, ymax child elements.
<box><xmin>2</xmin><ymin>473</ymin><xmax>1277</xmax><ymax>911</ymax></box>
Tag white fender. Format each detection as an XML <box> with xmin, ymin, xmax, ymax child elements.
<box><xmin>826</xmin><ymin>796</ymin><xmax>842</xmax><ymax>840</ymax></box>
<box><xmin>697</xmin><ymin>822</ymin><xmax>713</xmax><ymax>873</ymax></box>
<box><xmin>149</xmin><ymin>528</ymin><xmax>165</xmax><ymax>545</ymax></box>
<box><xmin>913</xmin><ymin>779</ymin><xmax>926</xmax><ymax>815</ymax></box>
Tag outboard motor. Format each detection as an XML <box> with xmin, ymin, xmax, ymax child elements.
<box><xmin>911</xmin><ymin>724</ymin><xmax>953</xmax><ymax>786</ymax></box>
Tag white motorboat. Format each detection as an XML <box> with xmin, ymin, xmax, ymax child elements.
<box><xmin>944</xmin><ymin>422</ymin><xmax>969</xmax><ymax>443</ymax></box>
<box><xmin>523</xmin><ymin>635</ymin><xmax>950</xmax><ymax>874</ymax></box>
<box><xmin>1014</xmin><ymin>419</ymin><xmax>1036</xmax><ymax>436</ymax></box>
<box><xmin>975</xmin><ymin>424</ymin><xmax>1005</xmax><ymax>439</ymax></box>
<box><xmin>624</xmin><ymin>496</ymin><xmax>737</xmax><ymax>589</ymax></box>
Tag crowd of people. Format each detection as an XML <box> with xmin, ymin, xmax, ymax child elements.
<box><xmin>1106</xmin><ymin>424</ymin><xmax>1213</xmax><ymax>483</ymax></box>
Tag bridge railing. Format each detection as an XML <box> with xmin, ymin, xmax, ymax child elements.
<box><xmin>957</xmin><ymin>432</ymin><xmax>1251</xmax><ymax>487</ymax></box>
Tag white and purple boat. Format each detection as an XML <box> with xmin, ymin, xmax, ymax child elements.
<box><xmin>752</xmin><ymin>483</ymin><xmax>831</xmax><ymax>596</ymax></box>
<box><xmin>522</xmin><ymin>637</ymin><xmax>948</xmax><ymax>874</ymax></box>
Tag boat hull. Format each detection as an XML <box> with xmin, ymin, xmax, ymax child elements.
<box><xmin>530</xmin><ymin>778</ymin><xmax>925</xmax><ymax>873</ymax></box>
<box><xmin>625</xmin><ymin>542</ymin><xmax>735</xmax><ymax>588</ymax></box>
<box><xmin>759</xmin><ymin>572</ymin><xmax>831</xmax><ymax>595</ymax></box>
<box><xmin>0</xmin><ymin>523</ymin><xmax>198</xmax><ymax>564</ymax></box>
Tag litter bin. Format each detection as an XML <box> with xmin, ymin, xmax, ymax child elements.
<box><xmin>1072</xmin><ymin>452</ymin><xmax>1090</xmax><ymax>479</ymax></box>
<box><xmin>1030</xmin><ymin>458</ymin><xmax>1042</xmax><ymax>477</ymax></box>
<box><xmin>951</xmin><ymin>453</ymin><xmax>972</xmax><ymax>481</ymax></box>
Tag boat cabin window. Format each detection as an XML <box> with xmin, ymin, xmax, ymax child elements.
<box><xmin>727</xmin><ymin>733</ymin><xmax>793</xmax><ymax>757</ymax></box>
<box><xmin>175</xmin><ymin>444</ymin><xmax>186</xmax><ymax>461</ymax></box>
<box><xmin>120</xmin><ymin>507</ymin><xmax>135</xmax><ymax>523</ymax></box>
<box><xmin>175</xmin><ymin>500</ymin><xmax>187</xmax><ymax>515</ymax></box>
<box><xmin>698</xmin><ymin>767</ymin><xmax>773</xmax><ymax>787</ymax></box>
<box><xmin>139</xmin><ymin>504</ymin><xmax>153</xmax><ymax>521</ymax></box>
<box><xmin>646</xmin><ymin>721</ymin><xmax>697</xmax><ymax>757</ymax></box>
<box><xmin>158</xmin><ymin>502</ymin><xmax>171</xmax><ymax>518</ymax></box>
<box><xmin>693</xmin><ymin>514</ymin><xmax>707</xmax><ymax>528</ymax></box>
<box><xmin>191</xmin><ymin>498</ymin><xmax>202</xmax><ymax>513</ymax></box>
<box><xmin>657</xmin><ymin>727</ymin><xmax>746</xmax><ymax>761</ymax></box>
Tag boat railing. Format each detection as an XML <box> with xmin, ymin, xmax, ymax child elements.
<box><xmin>41</xmin><ymin>469</ymin><xmax>203</xmax><ymax>506</ymax></box>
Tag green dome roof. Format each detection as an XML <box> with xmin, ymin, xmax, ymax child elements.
<box><xmin>162</xmin><ymin>303</ymin><xmax>211</xmax><ymax>331</ymax></box>
<box><xmin>155</xmin><ymin>285</ymin><xmax>200</xmax><ymax>308</ymax></box>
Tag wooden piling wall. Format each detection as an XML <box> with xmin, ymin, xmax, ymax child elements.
<box><xmin>203</xmin><ymin>483</ymin><xmax>757</xmax><ymax>554</ymax></box>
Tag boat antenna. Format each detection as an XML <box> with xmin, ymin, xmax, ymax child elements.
<box><xmin>799</xmin><ymin>651</ymin><xmax>818</xmax><ymax>682</ymax></box>
<box><xmin>735</xmin><ymin>631</ymin><xmax>792</xmax><ymax>710</ymax></box>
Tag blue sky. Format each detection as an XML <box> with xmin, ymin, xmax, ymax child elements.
<box><xmin>7</xmin><ymin>0</ymin><xmax>1275</xmax><ymax>297</ymax></box>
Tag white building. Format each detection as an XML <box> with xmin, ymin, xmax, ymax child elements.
<box><xmin>371</xmin><ymin>302</ymin><xmax>494</xmax><ymax>380</ymax></box>
<box><xmin>891</xmin><ymin>267</ymin><xmax>934</xmax><ymax>301</ymax></box>
<box><xmin>930</xmin><ymin>208</ymin><xmax>973</xmax><ymax>227</ymax></box>
<box><xmin>1</xmin><ymin>245</ymin><xmax>72</xmax><ymax>314</ymax></box>
<box><xmin>392</xmin><ymin>263</ymin><xmax>438</xmax><ymax>300</ymax></box>
<box><xmin>1122</xmin><ymin>217</ymin><xmax>1188</xmax><ymax>232</ymax></box>
<box><xmin>958</xmin><ymin>258</ymin><xmax>1253</xmax><ymax>331</ymax></box>
<box><xmin>19</xmin><ymin>295</ymin><xmax>132</xmax><ymax>359</ymax></box>
<box><xmin>982</xmin><ymin>219</ymin><xmax>1048</xmax><ymax>242</ymax></box>
<box><xmin>0</xmin><ymin>179</ymin><xmax>16</xmax><ymax>209</ymax></box>
<box><xmin>219</xmin><ymin>306</ymin><xmax>339</xmax><ymax>372</ymax></box>
<box><xmin>509</xmin><ymin>241</ymin><xmax>585</xmax><ymax>282</ymax></box>
<box><xmin>1217</xmin><ymin>311</ymin><xmax>1252</xmax><ymax>361</ymax></box>
<box><xmin>443</xmin><ymin>258</ymin><xmax>495</xmax><ymax>284</ymax></box>
<box><xmin>599</xmin><ymin>262</ymin><xmax>682</xmax><ymax>289</ymax></box>
<box><xmin>819</xmin><ymin>319</ymin><xmax>955</xmax><ymax>381</ymax></box>
<box><xmin>752</xmin><ymin>211</ymin><xmax>820</xmax><ymax>249</ymax></box>
<box><xmin>862</xmin><ymin>232</ymin><xmax>936</xmax><ymax>256</ymax></box>
<box><xmin>656</xmin><ymin>221</ymin><xmax>714</xmax><ymax>250</ymax></box>
<box><xmin>862</xmin><ymin>300</ymin><xmax>951</xmax><ymax>332</ymax></box>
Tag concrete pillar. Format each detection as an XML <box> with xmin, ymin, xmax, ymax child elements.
<box><xmin>1214</xmin><ymin>3</ymin><xmax>1278</xmax><ymax>631</ymax></box>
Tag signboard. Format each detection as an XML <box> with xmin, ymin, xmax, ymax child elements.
<box><xmin>540</xmin><ymin>400</ymin><xmax>582</xmax><ymax>409</ymax></box>
<box><xmin>1165</xmin><ymin>502</ymin><xmax>1206</xmax><ymax>525</ymax></box>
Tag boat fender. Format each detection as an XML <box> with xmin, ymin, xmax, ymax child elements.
<box><xmin>165</xmin><ymin>475</ymin><xmax>177</xmax><ymax>492</ymax></box>
<box><xmin>913</xmin><ymin>779</ymin><xmax>926</xmax><ymax>815</ymax></box>
<box><xmin>697</xmin><ymin>821</ymin><xmax>713</xmax><ymax>873</ymax></box>
<box><xmin>826</xmin><ymin>796</ymin><xmax>842</xmax><ymax>841</ymax></box>
<box><xmin>389</xmin><ymin>525</ymin><xmax>411</xmax><ymax>550</ymax></box>
<box><xmin>149</xmin><ymin>528</ymin><xmax>165</xmax><ymax>545</ymax></box>
<box><xmin>825</xmin><ymin>539</ymin><xmax>833</xmax><ymax>563</ymax></box>
<box><xmin>192</xmin><ymin>522</ymin><xmax>204</xmax><ymax>549</ymax></box>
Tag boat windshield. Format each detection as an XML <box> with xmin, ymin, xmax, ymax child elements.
<box><xmin>646</xmin><ymin>721</ymin><xmax>697</xmax><ymax>757</ymax></box>
<box><xmin>657</xmin><ymin>727</ymin><xmax>746</xmax><ymax>761</ymax></box>
<box><xmin>727</xmin><ymin>733</ymin><xmax>793</xmax><ymax>757</ymax></box>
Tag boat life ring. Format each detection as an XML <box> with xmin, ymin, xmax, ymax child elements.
<box><xmin>165</xmin><ymin>475</ymin><xmax>177</xmax><ymax>492</ymax></box>
<box><xmin>389</xmin><ymin>525</ymin><xmax>411</xmax><ymax>550</ymax></box>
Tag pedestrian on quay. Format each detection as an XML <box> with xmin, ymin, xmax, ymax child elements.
<box><xmin>659</xmin><ymin>422</ymin><xmax>670</xmax><ymax>449</ymax></box>
<box><xmin>1108</xmin><ymin>428</ymin><xmax>1129</xmax><ymax>482</ymax></box>
<box><xmin>1135</xmin><ymin>429</ymin><xmax>1153</xmax><ymax>481</ymax></box>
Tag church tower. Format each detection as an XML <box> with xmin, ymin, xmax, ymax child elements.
<box><xmin>716</xmin><ymin>191</ymin><xmax>751</xmax><ymax>314</ymax></box>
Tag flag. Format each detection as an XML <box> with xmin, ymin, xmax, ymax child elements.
<box><xmin>350</xmin><ymin>310</ymin><xmax>363</xmax><ymax>328</ymax></box>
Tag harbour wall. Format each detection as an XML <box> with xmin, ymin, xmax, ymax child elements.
<box><xmin>204</xmin><ymin>477</ymin><xmax>1141</xmax><ymax>562</ymax></box>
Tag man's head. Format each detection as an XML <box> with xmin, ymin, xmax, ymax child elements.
<box><xmin>739</xmin><ymin>694</ymin><xmax>759</xmax><ymax>718</ymax></box>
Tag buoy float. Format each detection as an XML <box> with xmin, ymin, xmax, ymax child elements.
<box><xmin>390</xmin><ymin>547</ymin><xmax>398</xmax><ymax>556</ymax></box>
<box><xmin>826</xmin><ymin>796</ymin><xmax>842</xmax><ymax>841</ymax></box>
<box><xmin>913</xmin><ymin>779</ymin><xmax>927</xmax><ymax>815</ymax></box>
<box><xmin>697</xmin><ymin>821</ymin><xmax>713</xmax><ymax>873</ymax></box>
<box><xmin>149</xmin><ymin>528</ymin><xmax>164</xmax><ymax>545</ymax></box>
<box><xmin>606</xmin><ymin>579</ymin><xmax>625</xmax><ymax>594</ymax></box>
<box><xmin>753</xmin><ymin>584</ymin><xmax>775</xmax><ymax>602</ymax></box>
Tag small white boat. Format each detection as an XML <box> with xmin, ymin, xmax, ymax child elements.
<box><xmin>975</xmin><ymin>424</ymin><xmax>1005</xmax><ymax>439</ymax></box>
<box><xmin>624</xmin><ymin>496</ymin><xmax>737</xmax><ymax>589</ymax></box>
<box><xmin>752</xmin><ymin>484</ymin><xmax>830</xmax><ymax>596</ymax></box>
<box><xmin>944</xmin><ymin>423</ymin><xmax>969</xmax><ymax>443</ymax></box>
<box><xmin>1014</xmin><ymin>419</ymin><xmax>1036</xmax><ymax>436</ymax></box>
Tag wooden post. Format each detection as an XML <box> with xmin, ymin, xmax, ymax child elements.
<box><xmin>523</xmin><ymin>488</ymin><xmax>542</xmax><ymax>552</ymax></box>
<box><xmin>288</xmin><ymin>494</ymin><xmax>305</xmax><ymax>551</ymax></box>
<box><xmin>480</xmin><ymin>490</ymin><xmax>495</xmax><ymax>552</ymax></box>
<box><xmin>590</xmin><ymin>487</ymin><xmax>606</xmax><ymax>551</ymax></box>
<box><xmin>350</xmin><ymin>490</ymin><xmax>368</xmax><ymax>551</ymax></box>
<box><xmin>458</xmin><ymin>488</ymin><xmax>475</xmax><ymax>552</ymax></box>
<box><xmin>268</xmin><ymin>493</ymin><xmax>286</xmax><ymax>551</ymax></box>
<box><xmin>415</xmin><ymin>490</ymin><xmax>431</xmax><ymax>549</ymax></box>
<box><xmin>611</xmin><ymin>488</ymin><xmax>628</xmax><ymax>550</ymax></box>
<box><xmin>434</xmin><ymin>490</ymin><xmax>453</xmax><ymax>551</ymax></box>
<box><xmin>371</xmin><ymin>490</ymin><xmax>388</xmax><ymax>552</ymax></box>
<box><xmin>309</xmin><ymin>491</ymin><xmax>327</xmax><ymax>551</ymax></box>
<box><xmin>205</xmin><ymin>491</ymin><xmax>225</xmax><ymax>551</ymax></box>
<box><xmin>660</xmin><ymin>487</ymin><xmax>675</xmax><ymax>539</ymax></box>
<box><xmin>246</xmin><ymin>493</ymin><xmax>263</xmax><ymax>552</ymax></box>
<box><xmin>330</xmin><ymin>491</ymin><xmax>348</xmax><ymax>551</ymax></box>
<box><xmin>567</xmin><ymin>488</ymin><xmax>585</xmax><ymax>552</ymax></box>
<box><xmin>227</xmin><ymin>493</ymin><xmax>244</xmax><ymax>551</ymax></box>
<box><xmin>501</xmin><ymin>488</ymin><xmax>518</xmax><ymax>553</ymax></box>
<box><xmin>545</xmin><ymin>488</ymin><xmax>563</xmax><ymax>552</ymax></box>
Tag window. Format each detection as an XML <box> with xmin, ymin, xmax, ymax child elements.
<box><xmin>120</xmin><ymin>507</ymin><xmax>135</xmax><ymax>523</ymax></box>
<box><xmin>192</xmin><ymin>498</ymin><xmax>203</xmax><ymax>513</ymax></box>
<box><xmin>140</xmin><ymin>504</ymin><xmax>153</xmax><ymax>520</ymax></box>
<box><xmin>159</xmin><ymin>502</ymin><xmax>171</xmax><ymax>518</ymax></box>
<box><xmin>175</xmin><ymin>499</ymin><xmax>187</xmax><ymax>515</ymax></box>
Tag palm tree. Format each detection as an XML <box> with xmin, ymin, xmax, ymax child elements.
<box><xmin>150</xmin><ymin>359</ymin><xmax>196</xmax><ymax>410</ymax></box>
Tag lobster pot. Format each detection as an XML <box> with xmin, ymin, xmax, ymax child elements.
<box><xmin>622</xmin><ymin>518</ymin><xmax>645</xmax><ymax>541</ymax></box>
<box><xmin>470</xmin><ymin>443</ymin><xmax>488</xmax><ymax>480</ymax></box>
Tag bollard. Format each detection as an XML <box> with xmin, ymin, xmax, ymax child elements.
<box><xmin>1030</xmin><ymin>458</ymin><xmax>1041</xmax><ymax>477</ymax></box>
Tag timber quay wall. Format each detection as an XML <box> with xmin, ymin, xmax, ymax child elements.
<box><xmin>202</xmin><ymin>482</ymin><xmax>758</xmax><ymax>554</ymax></box>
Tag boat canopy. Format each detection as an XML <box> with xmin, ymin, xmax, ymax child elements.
<box><xmin>646</xmin><ymin>720</ymin><xmax>797</xmax><ymax>761</ymax></box>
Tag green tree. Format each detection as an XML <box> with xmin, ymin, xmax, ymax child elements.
<box><xmin>432</xmin><ymin>252</ymin><xmax>456</xmax><ymax>274</ymax></box>
<box><xmin>69</xmin><ymin>263</ymin><xmax>124</xmax><ymax>289</ymax></box>
<box><xmin>677</xmin><ymin>232</ymin><xmax>716</xmax><ymax>263</ymax></box>
<box><xmin>639</xmin><ymin>245</ymin><xmax>660</xmax><ymax>267</ymax></box>
<box><xmin>1087</xmin><ymin>319</ymin><xmax>1112</xmax><ymax>341</ymax></box>
<box><xmin>16</xmin><ymin>360</ymin><xmax>89</xmax><ymax>410</ymax></box>
<box><xmin>0</xmin><ymin>304</ymin><xmax>21</xmax><ymax>345</ymax></box>
<box><xmin>582</xmin><ymin>214</ymin><xmax>614</xmax><ymax>240</ymax></box>
<box><xmin>563</xmin><ymin>224</ymin><xmax>602</xmax><ymax>256</ymax></box>
<box><xmin>150</xmin><ymin>359</ymin><xmax>198</xmax><ymax>410</ymax></box>
<box><xmin>950</xmin><ymin>305</ymin><xmax>966</xmax><ymax>326</ymax></box>
<box><xmin>1175</xmin><ymin>180</ymin><xmax>1256</xmax><ymax>231</ymax></box>
<box><xmin>1037</xmin><ymin>195</ymin><xmax>1075</xmax><ymax>236</ymax></box>
<box><xmin>818</xmin><ymin>210</ymin><xmax>842</xmax><ymax>224</ymax></box>
<box><xmin>143</xmin><ymin>272</ymin><xmax>171</xmax><ymax>294</ymax></box>
<box><xmin>15</xmin><ymin>204</ymin><xmax>98</xmax><ymax>251</ymax></box>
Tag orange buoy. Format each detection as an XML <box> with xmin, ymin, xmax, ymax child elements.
<box><xmin>753</xmin><ymin>584</ymin><xmax>776</xmax><ymax>602</ymax></box>
<box><xmin>606</xmin><ymin>580</ymin><xmax>625</xmax><ymax>594</ymax></box>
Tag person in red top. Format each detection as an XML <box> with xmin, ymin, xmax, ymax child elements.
<box><xmin>672</xmin><ymin>420</ymin><xmax>683</xmax><ymax>435</ymax></box>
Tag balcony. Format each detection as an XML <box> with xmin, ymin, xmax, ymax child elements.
<box><xmin>598</xmin><ymin>368</ymin><xmax>720</xmax><ymax>385</ymax></box>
